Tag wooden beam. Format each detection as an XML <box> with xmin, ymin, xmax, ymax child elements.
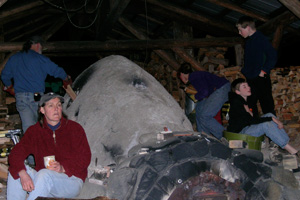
<box><xmin>137</xmin><ymin>14</ymin><xmax>165</xmax><ymax>25</ymax></box>
<box><xmin>204</xmin><ymin>0</ymin><xmax>269</xmax><ymax>22</ymax></box>
<box><xmin>97</xmin><ymin>0</ymin><xmax>132</xmax><ymax>40</ymax></box>
<box><xmin>0</xmin><ymin>0</ymin><xmax>7</xmax><ymax>8</ymax></box>
<box><xmin>0</xmin><ymin>22</ymin><xmax>5</xmax><ymax>106</ymax></box>
<box><xmin>118</xmin><ymin>16</ymin><xmax>180</xmax><ymax>70</ymax></box>
<box><xmin>154</xmin><ymin>49</ymin><xmax>181</xmax><ymax>70</ymax></box>
<box><xmin>42</xmin><ymin>15</ymin><xmax>72</xmax><ymax>41</ymax></box>
<box><xmin>215</xmin><ymin>0</ymin><xmax>247</xmax><ymax>19</ymax></box>
<box><xmin>146</xmin><ymin>0</ymin><xmax>236</xmax><ymax>34</ymax></box>
<box><xmin>1</xmin><ymin>5</ymin><xmax>52</xmax><ymax>25</ymax></box>
<box><xmin>172</xmin><ymin>47</ymin><xmax>205</xmax><ymax>71</ymax></box>
<box><xmin>4</xmin><ymin>15</ymin><xmax>49</xmax><ymax>36</ymax></box>
<box><xmin>9</xmin><ymin>20</ymin><xmax>54</xmax><ymax>41</ymax></box>
<box><xmin>0</xmin><ymin>1</ymin><xmax>44</xmax><ymax>20</ymax></box>
<box><xmin>172</xmin><ymin>22</ymin><xmax>204</xmax><ymax>71</ymax></box>
<box><xmin>0</xmin><ymin>37</ymin><xmax>243</xmax><ymax>53</ymax></box>
<box><xmin>272</xmin><ymin>24</ymin><xmax>284</xmax><ymax>50</ymax></box>
<box><xmin>279</xmin><ymin>0</ymin><xmax>300</xmax><ymax>19</ymax></box>
<box><xmin>258</xmin><ymin>11</ymin><xmax>297</xmax><ymax>35</ymax></box>
<box><xmin>234</xmin><ymin>44</ymin><xmax>243</xmax><ymax>67</ymax></box>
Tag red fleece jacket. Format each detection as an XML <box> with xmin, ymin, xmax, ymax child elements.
<box><xmin>8</xmin><ymin>117</ymin><xmax>91</xmax><ymax>181</ymax></box>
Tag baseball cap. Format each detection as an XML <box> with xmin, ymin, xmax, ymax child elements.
<box><xmin>39</xmin><ymin>92</ymin><xmax>64</xmax><ymax>107</ymax></box>
<box><xmin>29</xmin><ymin>35</ymin><xmax>45</xmax><ymax>46</ymax></box>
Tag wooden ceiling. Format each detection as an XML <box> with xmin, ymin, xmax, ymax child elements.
<box><xmin>1</xmin><ymin>0</ymin><xmax>300</xmax><ymax>76</ymax></box>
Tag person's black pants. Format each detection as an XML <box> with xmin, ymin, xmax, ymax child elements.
<box><xmin>247</xmin><ymin>75</ymin><xmax>276</xmax><ymax>117</ymax></box>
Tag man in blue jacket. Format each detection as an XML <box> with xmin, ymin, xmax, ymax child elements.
<box><xmin>1</xmin><ymin>36</ymin><xmax>71</xmax><ymax>133</ymax></box>
<box><xmin>236</xmin><ymin>16</ymin><xmax>277</xmax><ymax>117</ymax></box>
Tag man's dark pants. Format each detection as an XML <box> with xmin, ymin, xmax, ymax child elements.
<box><xmin>247</xmin><ymin>75</ymin><xmax>276</xmax><ymax>117</ymax></box>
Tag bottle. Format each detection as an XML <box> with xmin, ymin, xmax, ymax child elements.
<box><xmin>0</xmin><ymin>147</ymin><xmax>11</xmax><ymax>157</ymax></box>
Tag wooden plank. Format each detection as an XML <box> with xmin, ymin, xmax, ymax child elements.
<box><xmin>65</xmin><ymin>85</ymin><xmax>77</xmax><ymax>101</ymax></box>
<box><xmin>97</xmin><ymin>0</ymin><xmax>132</xmax><ymax>40</ymax></box>
<box><xmin>0</xmin><ymin>37</ymin><xmax>243</xmax><ymax>53</ymax></box>
<box><xmin>279</xmin><ymin>0</ymin><xmax>300</xmax><ymax>19</ymax></box>
<box><xmin>118</xmin><ymin>16</ymin><xmax>181</xmax><ymax>70</ymax></box>
<box><xmin>0</xmin><ymin>0</ymin><xmax>7</xmax><ymax>8</ymax></box>
<box><xmin>0</xmin><ymin>1</ymin><xmax>44</xmax><ymax>19</ymax></box>
<box><xmin>146</xmin><ymin>0</ymin><xmax>236</xmax><ymax>33</ymax></box>
<box><xmin>272</xmin><ymin>24</ymin><xmax>284</xmax><ymax>50</ymax></box>
<box><xmin>172</xmin><ymin>47</ymin><xmax>205</xmax><ymax>71</ymax></box>
<box><xmin>204</xmin><ymin>0</ymin><xmax>268</xmax><ymax>22</ymax></box>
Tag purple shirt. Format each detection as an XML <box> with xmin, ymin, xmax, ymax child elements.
<box><xmin>188</xmin><ymin>71</ymin><xmax>229</xmax><ymax>101</ymax></box>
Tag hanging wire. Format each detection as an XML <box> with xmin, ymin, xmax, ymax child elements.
<box><xmin>42</xmin><ymin>0</ymin><xmax>104</xmax><ymax>29</ymax></box>
<box><xmin>84</xmin><ymin>0</ymin><xmax>103</xmax><ymax>14</ymax></box>
<box><xmin>42</xmin><ymin>0</ymin><xmax>84</xmax><ymax>12</ymax></box>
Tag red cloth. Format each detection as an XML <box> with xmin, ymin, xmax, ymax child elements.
<box><xmin>214</xmin><ymin>110</ymin><xmax>222</xmax><ymax>125</ymax></box>
<box><xmin>8</xmin><ymin>117</ymin><xmax>91</xmax><ymax>181</ymax></box>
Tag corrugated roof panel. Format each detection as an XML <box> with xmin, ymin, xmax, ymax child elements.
<box><xmin>191</xmin><ymin>1</ymin><xmax>226</xmax><ymax>16</ymax></box>
<box><xmin>290</xmin><ymin>21</ymin><xmax>300</xmax><ymax>29</ymax></box>
<box><xmin>241</xmin><ymin>0</ymin><xmax>282</xmax><ymax>15</ymax></box>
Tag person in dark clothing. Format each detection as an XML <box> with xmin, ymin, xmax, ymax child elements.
<box><xmin>236</xmin><ymin>16</ymin><xmax>277</xmax><ymax>117</ymax></box>
<box><xmin>227</xmin><ymin>78</ymin><xmax>298</xmax><ymax>155</ymax></box>
<box><xmin>178</xmin><ymin>63</ymin><xmax>230</xmax><ymax>139</ymax></box>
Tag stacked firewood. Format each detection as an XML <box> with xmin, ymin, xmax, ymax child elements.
<box><xmin>137</xmin><ymin>59</ymin><xmax>181</xmax><ymax>102</ymax></box>
<box><xmin>198</xmin><ymin>47</ymin><xmax>229</xmax><ymax>72</ymax></box>
<box><xmin>270</xmin><ymin>66</ymin><xmax>300</xmax><ymax>143</ymax></box>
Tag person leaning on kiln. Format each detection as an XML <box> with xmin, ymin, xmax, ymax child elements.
<box><xmin>178</xmin><ymin>63</ymin><xmax>230</xmax><ymax>140</ymax></box>
<box><xmin>7</xmin><ymin>92</ymin><xmax>91</xmax><ymax>200</ymax></box>
<box><xmin>227</xmin><ymin>78</ymin><xmax>298</xmax><ymax>156</ymax></box>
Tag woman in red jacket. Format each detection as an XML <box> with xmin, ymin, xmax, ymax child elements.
<box><xmin>7</xmin><ymin>92</ymin><xmax>91</xmax><ymax>200</ymax></box>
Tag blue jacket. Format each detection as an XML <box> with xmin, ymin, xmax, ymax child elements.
<box><xmin>1</xmin><ymin>50</ymin><xmax>67</xmax><ymax>93</ymax></box>
<box><xmin>188</xmin><ymin>71</ymin><xmax>229</xmax><ymax>101</ymax></box>
<box><xmin>242</xmin><ymin>31</ymin><xmax>277</xmax><ymax>79</ymax></box>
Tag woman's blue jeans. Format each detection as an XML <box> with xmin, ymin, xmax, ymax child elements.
<box><xmin>240</xmin><ymin>113</ymin><xmax>289</xmax><ymax>148</ymax></box>
<box><xmin>196</xmin><ymin>82</ymin><xmax>230</xmax><ymax>139</ymax></box>
<box><xmin>7</xmin><ymin>165</ymin><xmax>83</xmax><ymax>200</ymax></box>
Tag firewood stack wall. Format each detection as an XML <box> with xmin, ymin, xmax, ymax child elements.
<box><xmin>140</xmin><ymin>49</ymin><xmax>300</xmax><ymax>146</ymax></box>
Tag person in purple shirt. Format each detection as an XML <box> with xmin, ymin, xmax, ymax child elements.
<box><xmin>236</xmin><ymin>16</ymin><xmax>277</xmax><ymax>117</ymax></box>
<box><xmin>178</xmin><ymin>63</ymin><xmax>230</xmax><ymax>139</ymax></box>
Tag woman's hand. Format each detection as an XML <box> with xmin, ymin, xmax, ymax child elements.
<box><xmin>19</xmin><ymin>170</ymin><xmax>34</xmax><ymax>192</ymax></box>
<box><xmin>272</xmin><ymin>117</ymin><xmax>283</xmax><ymax>129</ymax></box>
<box><xmin>48</xmin><ymin>161</ymin><xmax>65</xmax><ymax>173</ymax></box>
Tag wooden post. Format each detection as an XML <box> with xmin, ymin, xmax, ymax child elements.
<box><xmin>272</xmin><ymin>24</ymin><xmax>284</xmax><ymax>50</ymax></box>
<box><xmin>0</xmin><ymin>23</ymin><xmax>5</xmax><ymax>106</ymax></box>
<box><xmin>234</xmin><ymin>44</ymin><xmax>243</xmax><ymax>67</ymax></box>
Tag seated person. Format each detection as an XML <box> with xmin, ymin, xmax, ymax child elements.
<box><xmin>227</xmin><ymin>78</ymin><xmax>298</xmax><ymax>155</ymax></box>
<box><xmin>178</xmin><ymin>63</ymin><xmax>230</xmax><ymax>139</ymax></box>
<box><xmin>7</xmin><ymin>92</ymin><xmax>91</xmax><ymax>200</ymax></box>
